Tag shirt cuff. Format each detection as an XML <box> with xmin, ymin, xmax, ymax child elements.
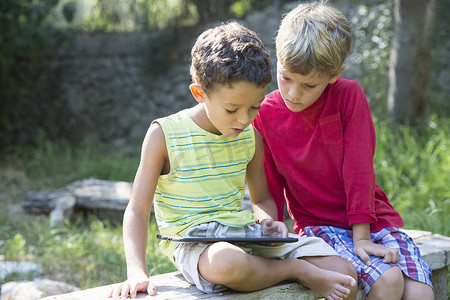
<box><xmin>348</xmin><ymin>211</ymin><xmax>377</xmax><ymax>226</ymax></box>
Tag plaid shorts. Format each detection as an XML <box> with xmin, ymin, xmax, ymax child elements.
<box><xmin>304</xmin><ymin>226</ymin><xmax>433</xmax><ymax>294</ymax></box>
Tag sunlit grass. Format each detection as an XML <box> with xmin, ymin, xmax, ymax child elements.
<box><xmin>3</xmin><ymin>134</ymin><xmax>139</xmax><ymax>190</ymax></box>
<box><xmin>0</xmin><ymin>211</ymin><xmax>175</xmax><ymax>289</ymax></box>
<box><xmin>374</xmin><ymin>115</ymin><xmax>450</xmax><ymax>235</ymax></box>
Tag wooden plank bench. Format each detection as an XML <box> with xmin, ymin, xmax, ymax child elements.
<box><xmin>41</xmin><ymin>229</ymin><xmax>450</xmax><ymax>300</ymax></box>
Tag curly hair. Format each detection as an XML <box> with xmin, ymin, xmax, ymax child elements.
<box><xmin>190</xmin><ymin>22</ymin><xmax>272</xmax><ymax>93</ymax></box>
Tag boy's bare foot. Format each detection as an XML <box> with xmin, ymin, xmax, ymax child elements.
<box><xmin>293</xmin><ymin>258</ymin><xmax>356</xmax><ymax>300</ymax></box>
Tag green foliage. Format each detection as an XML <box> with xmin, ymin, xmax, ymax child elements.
<box><xmin>343</xmin><ymin>1</ymin><xmax>394</xmax><ymax>116</ymax></box>
<box><xmin>0</xmin><ymin>0</ymin><xmax>75</xmax><ymax>147</ymax></box>
<box><xmin>231</xmin><ymin>0</ymin><xmax>253</xmax><ymax>18</ymax></box>
<box><xmin>76</xmin><ymin>0</ymin><xmax>275</xmax><ymax>32</ymax></box>
<box><xmin>0</xmin><ymin>0</ymin><xmax>75</xmax><ymax>74</ymax></box>
<box><xmin>0</xmin><ymin>210</ymin><xmax>175</xmax><ymax>287</ymax></box>
<box><xmin>81</xmin><ymin>0</ymin><xmax>199</xmax><ymax>32</ymax></box>
<box><xmin>4</xmin><ymin>132</ymin><xmax>139</xmax><ymax>189</ymax></box>
<box><xmin>4</xmin><ymin>233</ymin><xmax>27</xmax><ymax>259</ymax></box>
<box><xmin>374</xmin><ymin>115</ymin><xmax>450</xmax><ymax>235</ymax></box>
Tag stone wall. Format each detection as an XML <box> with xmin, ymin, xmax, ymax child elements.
<box><xmin>32</xmin><ymin>5</ymin><xmax>281</xmax><ymax>152</ymax></box>
<box><xmin>39</xmin><ymin>28</ymin><xmax>200</xmax><ymax>150</ymax></box>
<box><xmin>19</xmin><ymin>0</ymin><xmax>449</xmax><ymax>151</ymax></box>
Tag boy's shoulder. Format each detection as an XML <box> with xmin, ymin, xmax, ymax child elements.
<box><xmin>153</xmin><ymin>109</ymin><xmax>189</xmax><ymax>125</ymax></box>
<box><xmin>265</xmin><ymin>88</ymin><xmax>281</xmax><ymax>99</ymax></box>
<box><xmin>262</xmin><ymin>89</ymin><xmax>282</xmax><ymax>106</ymax></box>
<box><xmin>323</xmin><ymin>77</ymin><xmax>365</xmax><ymax>101</ymax></box>
<box><xmin>331</xmin><ymin>77</ymin><xmax>362</xmax><ymax>90</ymax></box>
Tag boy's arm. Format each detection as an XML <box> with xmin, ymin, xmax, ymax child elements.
<box><xmin>352</xmin><ymin>223</ymin><xmax>399</xmax><ymax>266</ymax></box>
<box><xmin>110</xmin><ymin>123</ymin><xmax>167</xmax><ymax>298</ymax></box>
<box><xmin>253</xmin><ymin>115</ymin><xmax>286</xmax><ymax>221</ymax></box>
<box><xmin>246</xmin><ymin>128</ymin><xmax>287</xmax><ymax>238</ymax></box>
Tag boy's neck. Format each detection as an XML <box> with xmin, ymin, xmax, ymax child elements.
<box><xmin>187</xmin><ymin>104</ymin><xmax>222</xmax><ymax>136</ymax></box>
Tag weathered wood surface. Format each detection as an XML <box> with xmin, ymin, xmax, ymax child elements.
<box><xmin>40</xmin><ymin>271</ymin><xmax>324</xmax><ymax>300</ymax></box>
<box><xmin>22</xmin><ymin>178</ymin><xmax>132</xmax><ymax>213</ymax></box>
<box><xmin>40</xmin><ymin>230</ymin><xmax>450</xmax><ymax>300</ymax></box>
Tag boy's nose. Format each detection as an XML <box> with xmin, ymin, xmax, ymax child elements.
<box><xmin>288</xmin><ymin>85</ymin><xmax>302</xmax><ymax>100</ymax></box>
<box><xmin>237</xmin><ymin>112</ymin><xmax>250</xmax><ymax>125</ymax></box>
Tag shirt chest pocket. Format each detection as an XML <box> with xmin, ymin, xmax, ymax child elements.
<box><xmin>319</xmin><ymin>113</ymin><xmax>343</xmax><ymax>145</ymax></box>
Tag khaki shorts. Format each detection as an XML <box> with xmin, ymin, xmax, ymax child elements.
<box><xmin>173</xmin><ymin>233</ymin><xmax>337</xmax><ymax>293</ymax></box>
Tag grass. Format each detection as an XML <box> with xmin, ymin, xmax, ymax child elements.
<box><xmin>0</xmin><ymin>116</ymin><xmax>449</xmax><ymax>289</ymax></box>
<box><xmin>0</xmin><ymin>136</ymin><xmax>177</xmax><ymax>289</ymax></box>
<box><xmin>0</xmin><ymin>211</ymin><xmax>176</xmax><ymax>288</ymax></box>
<box><xmin>373</xmin><ymin>115</ymin><xmax>450</xmax><ymax>236</ymax></box>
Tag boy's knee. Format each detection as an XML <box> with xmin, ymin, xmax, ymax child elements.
<box><xmin>199</xmin><ymin>242</ymin><xmax>248</xmax><ymax>284</ymax></box>
<box><xmin>341</xmin><ymin>258</ymin><xmax>357</xmax><ymax>279</ymax></box>
<box><xmin>403</xmin><ymin>277</ymin><xmax>434</xmax><ymax>300</ymax></box>
<box><xmin>370</xmin><ymin>266</ymin><xmax>404</xmax><ymax>297</ymax></box>
<box><xmin>378</xmin><ymin>266</ymin><xmax>404</xmax><ymax>286</ymax></box>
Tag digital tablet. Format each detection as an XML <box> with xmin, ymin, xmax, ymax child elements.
<box><xmin>156</xmin><ymin>234</ymin><xmax>298</xmax><ymax>244</ymax></box>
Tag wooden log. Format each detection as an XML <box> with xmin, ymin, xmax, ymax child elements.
<box><xmin>22</xmin><ymin>178</ymin><xmax>132</xmax><ymax>228</ymax></box>
<box><xmin>68</xmin><ymin>179</ymin><xmax>131</xmax><ymax>211</ymax></box>
<box><xmin>49</xmin><ymin>194</ymin><xmax>77</xmax><ymax>228</ymax></box>
<box><xmin>22</xmin><ymin>178</ymin><xmax>251</xmax><ymax>228</ymax></box>
<box><xmin>22</xmin><ymin>188</ymin><xmax>70</xmax><ymax>214</ymax></box>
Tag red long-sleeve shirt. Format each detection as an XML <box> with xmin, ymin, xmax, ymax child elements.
<box><xmin>253</xmin><ymin>78</ymin><xmax>404</xmax><ymax>234</ymax></box>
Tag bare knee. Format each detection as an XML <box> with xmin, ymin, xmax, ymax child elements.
<box><xmin>369</xmin><ymin>266</ymin><xmax>404</xmax><ymax>300</ymax></box>
<box><xmin>339</xmin><ymin>258</ymin><xmax>358</xmax><ymax>280</ymax></box>
<box><xmin>198</xmin><ymin>242</ymin><xmax>248</xmax><ymax>285</ymax></box>
<box><xmin>376</xmin><ymin>266</ymin><xmax>404</xmax><ymax>288</ymax></box>
<box><xmin>402</xmin><ymin>277</ymin><xmax>434</xmax><ymax>300</ymax></box>
<box><xmin>335</xmin><ymin>258</ymin><xmax>358</xmax><ymax>296</ymax></box>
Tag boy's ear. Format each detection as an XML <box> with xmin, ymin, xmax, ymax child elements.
<box><xmin>189</xmin><ymin>84</ymin><xmax>206</xmax><ymax>103</ymax></box>
<box><xmin>329</xmin><ymin>66</ymin><xmax>345</xmax><ymax>84</ymax></box>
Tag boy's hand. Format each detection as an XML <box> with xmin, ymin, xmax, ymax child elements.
<box><xmin>353</xmin><ymin>239</ymin><xmax>399</xmax><ymax>266</ymax></box>
<box><xmin>108</xmin><ymin>274</ymin><xmax>156</xmax><ymax>298</ymax></box>
<box><xmin>260</xmin><ymin>219</ymin><xmax>288</xmax><ymax>239</ymax></box>
<box><xmin>260</xmin><ymin>219</ymin><xmax>288</xmax><ymax>246</ymax></box>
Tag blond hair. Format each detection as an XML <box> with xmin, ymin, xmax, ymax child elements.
<box><xmin>276</xmin><ymin>2</ymin><xmax>352</xmax><ymax>76</ymax></box>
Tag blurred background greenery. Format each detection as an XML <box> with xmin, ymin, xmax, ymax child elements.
<box><xmin>0</xmin><ymin>0</ymin><xmax>448</xmax><ymax>291</ymax></box>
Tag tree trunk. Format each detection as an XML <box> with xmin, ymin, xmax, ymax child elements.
<box><xmin>387</xmin><ymin>0</ymin><xmax>437</xmax><ymax>124</ymax></box>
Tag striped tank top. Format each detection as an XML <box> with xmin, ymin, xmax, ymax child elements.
<box><xmin>153</xmin><ymin>109</ymin><xmax>257</xmax><ymax>259</ymax></box>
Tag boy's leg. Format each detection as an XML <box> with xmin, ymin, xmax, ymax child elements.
<box><xmin>402</xmin><ymin>276</ymin><xmax>434</xmax><ymax>300</ymax></box>
<box><xmin>198</xmin><ymin>241</ymin><xmax>356</xmax><ymax>300</ymax></box>
<box><xmin>367</xmin><ymin>267</ymin><xmax>434</xmax><ymax>300</ymax></box>
<box><xmin>303</xmin><ymin>255</ymin><xmax>358</xmax><ymax>300</ymax></box>
<box><xmin>304</xmin><ymin>226</ymin><xmax>434</xmax><ymax>299</ymax></box>
<box><xmin>366</xmin><ymin>266</ymin><xmax>404</xmax><ymax>300</ymax></box>
<box><xmin>366</xmin><ymin>229</ymin><xmax>434</xmax><ymax>300</ymax></box>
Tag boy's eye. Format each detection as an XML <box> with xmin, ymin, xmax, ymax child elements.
<box><xmin>226</xmin><ymin>109</ymin><xmax>238</xmax><ymax>114</ymax></box>
<box><xmin>305</xmin><ymin>84</ymin><xmax>317</xmax><ymax>89</ymax></box>
<box><xmin>251</xmin><ymin>106</ymin><xmax>261</xmax><ymax>110</ymax></box>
